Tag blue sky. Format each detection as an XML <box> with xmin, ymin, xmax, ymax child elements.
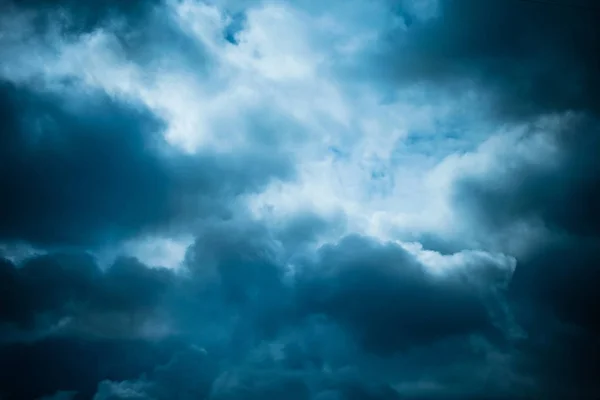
<box><xmin>1</xmin><ymin>0</ymin><xmax>599</xmax><ymax>399</ymax></box>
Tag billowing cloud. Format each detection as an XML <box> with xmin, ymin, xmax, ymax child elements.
<box><xmin>446</xmin><ymin>112</ymin><xmax>600</xmax><ymax>396</ymax></box>
<box><xmin>295</xmin><ymin>235</ymin><xmax>514</xmax><ymax>353</ymax></box>
<box><xmin>0</xmin><ymin>0</ymin><xmax>599</xmax><ymax>399</ymax></box>
<box><xmin>0</xmin><ymin>253</ymin><xmax>174</xmax><ymax>340</ymax></box>
<box><xmin>0</xmin><ymin>80</ymin><xmax>291</xmax><ymax>247</ymax></box>
<box><xmin>378</xmin><ymin>0</ymin><xmax>600</xmax><ymax>118</ymax></box>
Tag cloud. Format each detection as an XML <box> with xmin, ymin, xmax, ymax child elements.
<box><xmin>295</xmin><ymin>235</ymin><xmax>513</xmax><ymax>353</ymax></box>
<box><xmin>0</xmin><ymin>79</ymin><xmax>291</xmax><ymax>247</ymax></box>
<box><xmin>0</xmin><ymin>337</ymin><xmax>182</xmax><ymax>400</ymax></box>
<box><xmin>39</xmin><ymin>391</ymin><xmax>78</xmax><ymax>400</ymax></box>
<box><xmin>0</xmin><ymin>0</ymin><xmax>599</xmax><ymax>398</ymax></box>
<box><xmin>0</xmin><ymin>0</ymin><xmax>159</xmax><ymax>34</ymax></box>
<box><xmin>0</xmin><ymin>214</ymin><xmax>521</xmax><ymax>398</ymax></box>
<box><xmin>0</xmin><ymin>81</ymin><xmax>172</xmax><ymax>247</ymax></box>
<box><xmin>444</xmin><ymin>113</ymin><xmax>600</xmax><ymax>396</ymax></box>
<box><xmin>454</xmin><ymin>114</ymin><xmax>600</xmax><ymax>240</ymax></box>
<box><xmin>0</xmin><ymin>252</ymin><xmax>175</xmax><ymax>340</ymax></box>
<box><xmin>377</xmin><ymin>0</ymin><xmax>600</xmax><ymax>118</ymax></box>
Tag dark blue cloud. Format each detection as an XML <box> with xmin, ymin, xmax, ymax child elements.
<box><xmin>456</xmin><ymin>116</ymin><xmax>600</xmax><ymax>239</ymax></box>
<box><xmin>0</xmin><ymin>0</ymin><xmax>159</xmax><ymax>34</ymax></box>
<box><xmin>0</xmin><ymin>252</ymin><xmax>174</xmax><ymax>337</ymax></box>
<box><xmin>0</xmin><ymin>81</ymin><xmax>173</xmax><ymax>246</ymax></box>
<box><xmin>0</xmin><ymin>80</ymin><xmax>292</xmax><ymax>247</ymax></box>
<box><xmin>296</xmin><ymin>235</ymin><xmax>499</xmax><ymax>354</ymax></box>
<box><xmin>452</xmin><ymin>116</ymin><xmax>600</xmax><ymax>396</ymax></box>
<box><xmin>0</xmin><ymin>337</ymin><xmax>182</xmax><ymax>400</ymax></box>
<box><xmin>0</xmin><ymin>217</ymin><xmax>517</xmax><ymax>399</ymax></box>
<box><xmin>380</xmin><ymin>0</ymin><xmax>600</xmax><ymax>118</ymax></box>
<box><xmin>1</xmin><ymin>0</ymin><xmax>599</xmax><ymax>398</ymax></box>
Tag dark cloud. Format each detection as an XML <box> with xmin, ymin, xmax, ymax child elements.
<box><xmin>0</xmin><ymin>251</ymin><xmax>182</xmax><ymax>399</ymax></box>
<box><xmin>382</xmin><ymin>0</ymin><xmax>600</xmax><ymax>118</ymax></box>
<box><xmin>94</xmin><ymin>345</ymin><xmax>220</xmax><ymax>400</ymax></box>
<box><xmin>0</xmin><ymin>80</ymin><xmax>291</xmax><ymax>247</ymax></box>
<box><xmin>457</xmin><ymin>115</ymin><xmax>600</xmax><ymax>238</ymax></box>
<box><xmin>0</xmin><ymin>216</ymin><xmax>521</xmax><ymax>399</ymax></box>
<box><xmin>0</xmin><ymin>80</ymin><xmax>171</xmax><ymax>246</ymax></box>
<box><xmin>511</xmin><ymin>238</ymin><xmax>600</xmax><ymax>334</ymax></box>
<box><xmin>296</xmin><ymin>235</ymin><xmax>503</xmax><ymax>354</ymax></box>
<box><xmin>452</xmin><ymin>115</ymin><xmax>600</xmax><ymax>396</ymax></box>
<box><xmin>93</xmin><ymin>319</ymin><xmax>527</xmax><ymax>400</ymax></box>
<box><xmin>0</xmin><ymin>337</ymin><xmax>182</xmax><ymax>400</ymax></box>
<box><xmin>0</xmin><ymin>0</ymin><xmax>159</xmax><ymax>34</ymax></box>
<box><xmin>210</xmin><ymin>373</ymin><xmax>310</xmax><ymax>400</ymax></box>
<box><xmin>1</xmin><ymin>0</ymin><xmax>599</xmax><ymax>398</ymax></box>
<box><xmin>0</xmin><ymin>252</ymin><xmax>174</xmax><ymax>338</ymax></box>
<box><xmin>453</xmin><ymin>115</ymin><xmax>600</xmax><ymax>331</ymax></box>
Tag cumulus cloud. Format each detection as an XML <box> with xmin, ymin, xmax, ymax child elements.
<box><xmin>377</xmin><ymin>0</ymin><xmax>600</xmax><ymax>118</ymax></box>
<box><xmin>444</xmin><ymin>112</ymin><xmax>600</xmax><ymax>396</ymax></box>
<box><xmin>0</xmin><ymin>0</ymin><xmax>599</xmax><ymax>399</ymax></box>
<box><xmin>0</xmin><ymin>252</ymin><xmax>175</xmax><ymax>340</ymax></box>
<box><xmin>0</xmin><ymin>79</ymin><xmax>291</xmax><ymax>247</ymax></box>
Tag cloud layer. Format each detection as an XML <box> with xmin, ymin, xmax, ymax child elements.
<box><xmin>1</xmin><ymin>0</ymin><xmax>599</xmax><ymax>399</ymax></box>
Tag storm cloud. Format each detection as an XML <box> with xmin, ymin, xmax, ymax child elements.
<box><xmin>0</xmin><ymin>0</ymin><xmax>599</xmax><ymax>399</ymax></box>
<box><xmin>380</xmin><ymin>0</ymin><xmax>600</xmax><ymax>118</ymax></box>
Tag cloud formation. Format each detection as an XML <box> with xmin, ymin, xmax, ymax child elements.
<box><xmin>0</xmin><ymin>0</ymin><xmax>599</xmax><ymax>399</ymax></box>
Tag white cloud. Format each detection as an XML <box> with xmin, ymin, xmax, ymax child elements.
<box><xmin>122</xmin><ymin>235</ymin><xmax>194</xmax><ymax>270</ymax></box>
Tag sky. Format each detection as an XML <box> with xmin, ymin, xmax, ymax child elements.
<box><xmin>0</xmin><ymin>0</ymin><xmax>599</xmax><ymax>398</ymax></box>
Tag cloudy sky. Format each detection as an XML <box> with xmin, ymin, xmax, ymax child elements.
<box><xmin>0</xmin><ymin>0</ymin><xmax>599</xmax><ymax>398</ymax></box>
